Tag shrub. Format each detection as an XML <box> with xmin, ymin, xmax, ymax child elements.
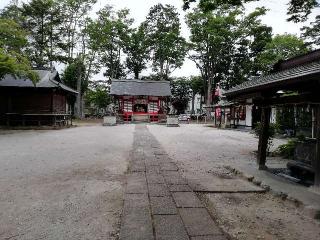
<box><xmin>277</xmin><ymin>139</ymin><xmax>298</xmax><ymax>159</ymax></box>
<box><xmin>253</xmin><ymin>122</ymin><xmax>278</xmax><ymax>153</ymax></box>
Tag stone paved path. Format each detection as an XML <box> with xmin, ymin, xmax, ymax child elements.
<box><xmin>119</xmin><ymin>125</ymin><xmax>228</xmax><ymax>240</ymax></box>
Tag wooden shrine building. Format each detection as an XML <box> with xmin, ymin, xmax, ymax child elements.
<box><xmin>0</xmin><ymin>69</ymin><xmax>77</xmax><ymax>126</ymax></box>
<box><xmin>224</xmin><ymin>49</ymin><xmax>320</xmax><ymax>190</ymax></box>
<box><xmin>110</xmin><ymin>79</ymin><xmax>171</xmax><ymax>122</ymax></box>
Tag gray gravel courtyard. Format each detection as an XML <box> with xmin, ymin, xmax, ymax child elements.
<box><xmin>1</xmin><ymin>124</ymin><xmax>319</xmax><ymax>240</ymax></box>
<box><xmin>0</xmin><ymin>125</ymin><xmax>134</xmax><ymax>240</ymax></box>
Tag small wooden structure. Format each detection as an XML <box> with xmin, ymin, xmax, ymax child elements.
<box><xmin>225</xmin><ymin>49</ymin><xmax>320</xmax><ymax>189</ymax></box>
<box><xmin>110</xmin><ymin>79</ymin><xmax>171</xmax><ymax>122</ymax></box>
<box><xmin>0</xmin><ymin>69</ymin><xmax>77</xmax><ymax>126</ymax></box>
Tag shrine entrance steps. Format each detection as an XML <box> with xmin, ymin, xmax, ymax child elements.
<box><xmin>119</xmin><ymin>124</ymin><xmax>228</xmax><ymax>240</ymax></box>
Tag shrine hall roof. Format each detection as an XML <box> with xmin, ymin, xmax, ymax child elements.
<box><xmin>224</xmin><ymin>60</ymin><xmax>320</xmax><ymax>98</ymax></box>
<box><xmin>0</xmin><ymin>69</ymin><xmax>78</xmax><ymax>94</ymax></box>
<box><xmin>110</xmin><ymin>79</ymin><xmax>171</xmax><ymax>97</ymax></box>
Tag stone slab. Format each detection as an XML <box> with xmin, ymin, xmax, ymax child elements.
<box><xmin>190</xmin><ymin>236</ymin><xmax>227</xmax><ymax>240</ymax></box>
<box><xmin>168</xmin><ymin>184</ymin><xmax>192</xmax><ymax>192</ymax></box>
<box><xmin>145</xmin><ymin>161</ymin><xmax>159</xmax><ymax>167</ymax></box>
<box><xmin>156</xmin><ymin>155</ymin><xmax>172</xmax><ymax>162</ymax></box>
<box><xmin>154</xmin><ymin>215</ymin><xmax>189</xmax><ymax>240</ymax></box>
<box><xmin>148</xmin><ymin>184</ymin><xmax>170</xmax><ymax>197</ymax></box>
<box><xmin>164</xmin><ymin>174</ymin><xmax>187</xmax><ymax>185</ymax></box>
<box><xmin>150</xmin><ymin>196</ymin><xmax>177</xmax><ymax>215</ymax></box>
<box><xmin>130</xmin><ymin>163</ymin><xmax>146</xmax><ymax>172</ymax></box>
<box><xmin>146</xmin><ymin>165</ymin><xmax>161</xmax><ymax>173</ymax></box>
<box><xmin>126</xmin><ymin>174</ymin><xmax>148</xmax><ymax>194</ymax></box>
<box><xmin>154</xmin><ymin>150</ymin><xmax>167</xmax><ymax>155</ymax></box>
<box><xmin>146</xmin><ymin>173</ymin><xmax>165</xmax><ymax>184</ymax></box>
<box><xmin>160</xmin><ymin>162</ymin><xmax>179</xmax><ymax>171</ymax></box>
<box><xmin>172</xmin><ymin>192</ymin><xmax>203</xmax><ymax>208</ymax></box>
<box><xmin>179</xmin><ymin>208</ymin><xmax>223</xmax><ymax>236</ymax></box>
<box><xmin>120</xmin><ymin>194</ymin><xmax>154</xmax><ymax>240</ymax></box>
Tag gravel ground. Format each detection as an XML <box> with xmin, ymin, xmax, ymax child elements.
<box><xmin>148</xmin><ymin>124</ymin><xmax>320</xmax><ymax>240</ymax></box>
<box><xmin>0</xmin><ymin>125</ymin><xmax>134</xmax><ymax>240</ymax></box>
<box><xmin>1</xmin><ymin>124</ymin><xmax>319</xmax><ymax>240</ymax></box>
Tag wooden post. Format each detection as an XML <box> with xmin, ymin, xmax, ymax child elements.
<box><xmin>314</xmin><ymin>105</ymin><xmax>320</xmax><ymax>187</ymax></box>
<box><xmin>257</xmin><ymin>106</ymin><xmax>271</xmax><ymax>170</ymax></box>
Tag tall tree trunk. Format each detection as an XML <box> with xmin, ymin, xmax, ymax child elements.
<box><xmin>75</xmin><ymin>62</ymin><xmax>82</xmax><ymax>118</ymax></box>
<box><xmin>191</xmin><ymin>93</ymin><xmax>195</xmax><ymax>114</ymax></box>
<box><xmin>134</xmin><ymin>71</ymin><xmax>139</xmax><ymax>79</ymax></box>
<box><xmin>205</xmin><ymin>76</ymin><xmax>213</xmax><ymax>117</ymax></box>
<box><xmin>206</xmin><ymin>78</ymin><xmax>212</xmax><ymax>106</ymax></box>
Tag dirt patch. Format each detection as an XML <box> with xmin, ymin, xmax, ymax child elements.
<box><xmin>200</xmin><ymin>192</ymin><xmax>320</xmax><ymax>240</ymax></box>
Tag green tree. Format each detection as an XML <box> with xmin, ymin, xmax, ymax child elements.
<box><xmin>123</xmin><ymin>24</ymin><xmax>149</xmax><ymax>79</ymax></box>
<box><xmin>20</xmin><ymin>0</ymin><xmax>62</xmax><ymax>67</ymax></box>
<box><xmin>0</xmin><ymin>18</ymin><xmax>38</xmax><ymax>82</ymax></box>
<box><xmin>189</xmin><ymin>76</ymin><xmax>204</xmax><ymax>114</ymax></box>
<box><xmin>62</xmin><ymin>57</ymin><xmax>88</xmax><ymax>116</ymax></box>
<box><xmin>59</xmin><ymin>0</ymin><xmax>97</xmax><ymax>63</ymax></box>
<box><xmin>144</xmin><ymin>4</ymin><xmax>187</xmax><ymax>80</ymax></box>
<box><xmin>91</xmin><ymin>6</ymin><xmax>132</xmax><ymax>80</ymax></box>
<box><xmin>171</xmin><ymin>77</ymin><xmax>192</xmax><ymax>114</ymax></box>
<box><xmin>287</xmin><ymin>0</ymin><xmax>318</xmax><ymax>22</ymax></box>
<box><xmin>186</xmin><ymin>6</ymin><xmax>271</xmax><ymax>106</ymax></box>
<box><xmin>86</xmin><ymin>85</ymin><xmax>110</xmax><ymax>111</ymax></box>
<box><xmin>257</xmin><ymin>34</ymin><xmax>308</xmax><ymax>72</ymax></box>
<box><xmin>182</xmin><ymin>0</ymin><xmax>255</xmax><ymax>11</ymax></box>
<box><xmin>301</xmin><ymin>15</ymin><xmax>320</xmax><ymax>47</ymax></box>
<box><xmin>182</xmin><ymin>0</ymin><xmax>318</xmax><ymax>22</ymax></box>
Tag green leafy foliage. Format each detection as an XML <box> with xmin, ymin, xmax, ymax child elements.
<box><xmin>86</xmin><ymin>86</ymin><xmax>110</xmax><ymax>110</ymax></box>
<box><xmin>62</xmin><ymin>58</ymin><xmax>88</xmax><ymax>94</ymax></box>
<box><xmin>182</xmin><ymin>0</ymin><xmax>255</xmax><ymax>11</ymax></box>
<box><xmin>257</xmin><ymin>34</ymin><xmax>308</xmax><ymax>73</ymax></box>
<box><xmin>301</xmin><ymin>15</ymin><xmax>320</xmax><ymax>47</ymax></box>
<box><xmin>20</xmin><ymin>0</ymin><xmax>63</xmax><ymax>67</ymax></box>
<box><xmin>170</xmin><ymin>78</ymin><xmax>192</xmax><ymax>114</ymax></box>
<box><xmin>0</xmin><ymin>18</ymin><xmax>38</xmax><ymax>83</ymax></box>
<box><xmin>144</xmin><ymin>4</ymin><xmax>187</xmax><ymax>80</ymax></box>
<box><xmin>287</xmin><ymin>0</ymin><xmax>318</xmax><ymax>22</ymax></box>
<box><xmin>186</xmin><ymin>5</ymin><xmax>272</xmax><ymax>105</ymax></box>
<box><xmin>277</xmin><ymin>139</ymin><xmax>298</xmax><ymax>159</ymax></box>
<box><xmin>123</xmin><ymin>24</ymin><xmax>149</xmax><ymax>79</ymax></box>
<box><xmin>253</xmin><ymin>122</ymin><xmax>278</xmax><ymax>152</ymax></box>
<box><xmin>89</xmin><ymin>6</ymin><xmax>133</xmax><ymax>80</ymax></box>
<box><xmin>182</xmin><ymin>0</ymin><xmax>318</xmax><ymax>23</ymax></box>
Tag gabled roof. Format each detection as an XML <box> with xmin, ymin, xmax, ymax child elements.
<box><xmin>225</xmin><ymin>60</ymin><xmax>320</xmax><ymax>97</ymax></box>
<box><xmin>0</xmin><ymin>70</ymin><xmax>78</xmax><ymax>94</ymax></box>
<box><xmin>110</xmin><ymin>79</ymin><xmax>171</xmax><ymax>97</ymax></box>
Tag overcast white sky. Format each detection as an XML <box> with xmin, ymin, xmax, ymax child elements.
<box><xmin>0</xmin><ymin>0</ymin><xmax>319</xmax><ymax>79</ymax></box>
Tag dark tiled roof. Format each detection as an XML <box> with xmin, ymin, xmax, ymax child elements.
<box><xmin>0</xmin><ymin>70</ymin><xmax>78</xmax><ymax>94</ymax></box>
<box><xmin>225</xmin><ymin>61</ymin><xmax>320</xmax><ymax>97</ymax></box>
<box><xmin>110</xmin><ymin>79</ymin><xmax>171</xmax><ymax>96</ymax></box>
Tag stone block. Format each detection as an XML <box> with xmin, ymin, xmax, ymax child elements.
<box><xmin>150</xmin><ymin>196</ymin><xmax>177</xmax><ymax>215</ymax></box>
<box><xmin>160</xmin><ymin>162</ymin><xmax>179</xmax><ymax>171</ymax></box>
<box><xmin>146</xmin><ymin>173</ymin><xmax>165</xmax><ymax>184</ymax></box>
<box><xmin>148</xmin><ymin>184</ymin><xmax>170</xmax><ymax>197</ymax></box>
<box><xmin>126</xmin><ymin>173</ymin><xmax>148</xmax><ymax>194</ymax></box>
<box><xmin>190</xmin><ymin>236</ymin><xmax>227</xmax><ymax>240</ymax></box>
<box><xmin>172</xmin><ymin>192</ymin><xmax>203</xmax><ymax>208</ymax></box>
<box><xmin>154</xmin><ymin>215</ymin><xmax>189</xmax><ymax>240</ymax></box>
<box><xmin>179</xmin><ymin>208</ymin><xmax>223</xmax><ymax>236</ymax></box>
<box><xmin>120</xmin><ymin>194</ymin><xmax>153</xmax><ymax>240</ymax></box>
<box><xmin>168</xmin><ymin>184</ymin><xmax>192</xmax><ymax>192</ymax></box>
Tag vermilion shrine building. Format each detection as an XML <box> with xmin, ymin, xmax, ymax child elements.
<box><xmin>110</xmin><ymin>79</ymin><xmax>171</xmax><ymax>122</ymax></box>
